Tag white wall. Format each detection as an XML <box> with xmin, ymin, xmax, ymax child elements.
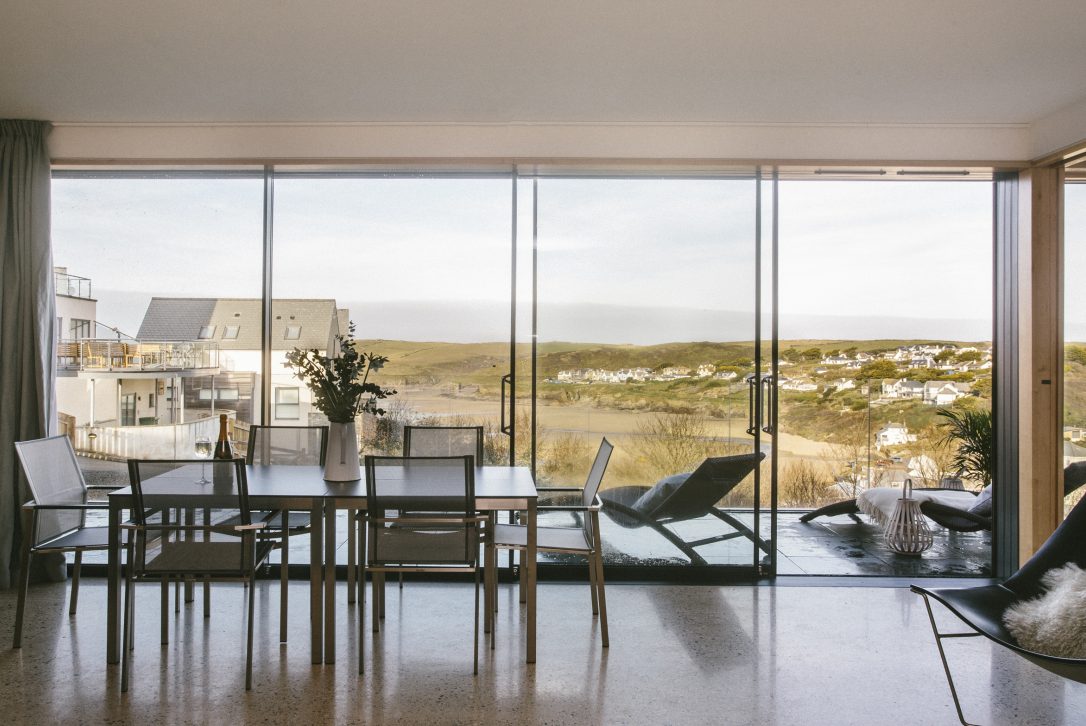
<box><xmin>120</xmin><ymin>379</ymin><xmax>159</xmax><ymax>422</ymax></box>
<box><xmin>56</xmin><ymin>377</ymin><xmax>119</xmax><ymax>426</ymax></box>
<box><xmin>1031</xmin><ymin>97</ymin><xmax>1086</xmax><ymax>160</ymax></box>
<box><xmin>55</xmin><ymin>295</ymin><xmax>96</xmax><ymax>337</ymax></box>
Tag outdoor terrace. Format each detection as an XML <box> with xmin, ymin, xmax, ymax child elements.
<box><xmin>56</xmin><ymin>338</ymin><xmax>220</xmax><ymax>377</ymax></box>
<box><xmin>73</xmin><ymin>456</ymin><xmax>990</xmax><ymax>578</ymax></box>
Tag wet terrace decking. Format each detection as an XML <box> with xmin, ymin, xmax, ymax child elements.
<box><xmin>78</xmin><ymin>457</ymin><xmax>991</xmax><ymax>578</ymax></box>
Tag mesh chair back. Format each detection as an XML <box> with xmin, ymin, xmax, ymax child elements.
<box><xmin>127</xmin><ymin>458</ymin><xmax>256</xmax><ymax>575</ymax></box>
<box><xmin>245</xmin><ymin>425</ymin><xmax>328</xmax><ymax>466</ymax></box>
<box><xmin>403</xmin><ymin>426</ymin><xmax>484</xmax><ymax>463</ymax></box>
<box><xmin>582</xmin><ymin>438</ymin><xmax>614</xmax><ymax>507</ymax></box>
<box><xmin>364</xmin><ymin>455</ymin><xmax>477</xmax><ymax>567</ymax></box>
<box><xmin>651</xmin><ymin>451</ymin><xmax>766</xmax><ymax>521</ymax></box>
<box><xmin>14</xmin><ymin>436</ymin><xmax>88</xmax><ymax>546</ymax></box>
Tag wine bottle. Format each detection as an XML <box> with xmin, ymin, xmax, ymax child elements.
<box><xmin>212</xmin><ymin>413</ymin><xmax>234</xmax><ymax>487</ymax></box>
<box><xmin>213</xmin><ymin>413</ymin><xmax>234</xmax><ymax>459</ymax></box>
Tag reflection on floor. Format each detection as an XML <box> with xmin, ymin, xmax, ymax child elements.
<box><xmin>2</xmin><ymin>580</ymin><xmax>1081</xmax><ymax>725</ymax></box>
<box><xmin>539</xmin><ymin>508</ymin><xmax>991</xmax><ymax>577</ymax></box>
<box><xmin>79</xmin><ymin>507</ymin><xmax>991</xmax><ymax>578</ymax></box>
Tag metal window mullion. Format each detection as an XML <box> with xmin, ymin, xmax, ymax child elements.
<box><xmin>769</xmin><ymin>167</ymin><xmax>780</xmax><ymax>575</ymax></box>
<box><xmin>755</xmin><ymin>167</ymin><xmax>764</xmax><ymax>572</ymax></box>
<box><xmin>260</xmin><ymin>166</ymin><xmax>274</xmax><ymax>426</ymax></box>
<box><xmin>992</xmin><ymin>172</ymin><xmax>1019</xmax><ymax>578</ymax></box>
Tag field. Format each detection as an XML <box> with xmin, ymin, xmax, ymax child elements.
<box><xmin>362</xmin><ymin>338</ymin><xmax>993</xmax><ymax>505</ymax></box>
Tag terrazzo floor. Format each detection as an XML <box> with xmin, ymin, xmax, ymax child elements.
<box><xmin>2</xmin><ymin>579</ymin><xmax>1083</xmax><ymax>725</ymax></box>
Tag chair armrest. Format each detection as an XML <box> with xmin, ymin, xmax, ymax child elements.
<box><xmin>233</xmin><ymin>522</ymin><xmax>268</xmax><ymax>531</ymax></box>
<box><xmin>373</xmin><ymin>515</ymin><xmax>487</xmax><ymax>525</ymax></box>
<box><xmin>22</xmin><ymin>500</ymin><xmax>109</xmax><ymax>511</ymax></box>
<box><xmin>536</xmin><ymin>494</ymin><xmax>603</xmax><ymax>513</ymax></box>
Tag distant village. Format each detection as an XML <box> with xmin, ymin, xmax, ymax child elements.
<box><xmin>550</xmin><ymin>343</ymin><xmax>992</xmax><ymax>407</ymax></box>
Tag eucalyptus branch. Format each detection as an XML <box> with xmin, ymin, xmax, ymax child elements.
<box><xmin>283</xmin><ymin>322</ymin><xmax>396</xmax><ymax>424</ymax></box>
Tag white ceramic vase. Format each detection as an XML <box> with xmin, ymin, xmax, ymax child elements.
<box><xmin>324</xmin><ymin>421</ymin><xmax>361</xmax><ymax>481</ymax></box>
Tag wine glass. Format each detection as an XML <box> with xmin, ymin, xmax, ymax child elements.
<box><xmin>194</xmin><ymin>436</ymin><xmax>212</xmax><ymax>484</ymax></box>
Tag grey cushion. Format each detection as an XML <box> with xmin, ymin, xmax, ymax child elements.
<box><xmin>1066</xmin><ymin>461</ymin><xmax>1086</xmax><ymax>495</ymax></box>
<box><xmin>969</xmin><ymin>484</ymin><xmax>993</xmax><ymax>517</ymax></box>
<box><xmin>632</xmin><ymin>473</ymin><xmax>690</xmax><ymax>515</ymax></box>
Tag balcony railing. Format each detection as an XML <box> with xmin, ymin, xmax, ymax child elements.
<box><xmin>57</xmin><ymin>339</ymin><xmax>219</xmax><ymax>372</ymax></box>
<box><xmin>75</xmin><ymin>412</ymin><xmax>233</xmax><ymax>459</ymax></box>
<box><xmin>55</xmin><ymin>271</ymin><xmax>92</xmax><ymax>299</ymax></box>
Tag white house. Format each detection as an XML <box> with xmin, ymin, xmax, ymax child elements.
<box><xmin>923</xmin><ymin>380</ymin><xmax>970</xmax><ymax>406</ymax></box>
<box><xmin>877</xmin><ymin>423</ymin><xmax>917</xmax><ymax>447</ymax></box>
<box><xmin>781</xmin><ymin>378</ymin><xmax>818</xmax><ymax>392</ymax></box>
<box><xmin>696</xmin><ymin>363</ymin><xmax>715</xmax><ymax>378</ymax></box>
<box><xmin>881</xmin><ymin>378</ymin><xmax>925</xmax><ymax>400</ymax></box>
<box><xmin>135</xmin><ymin>297</ymin><xmax>348</xmax><ymax>426</ymax></box>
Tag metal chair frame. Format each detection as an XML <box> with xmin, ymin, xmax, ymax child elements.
<box><xmin>358</xmin><ymin>455</ymin><xmax>486</xmax><ymax>675</ymax></box>
<box><xmin>121</xmin><ymin>458</ymin><xmax>274</xmax><ymax>692</ymax></box>
<box><xmin>12</xmin><ymin>435</ymin><xmax>123</xmax><ymax>649</ymax></box>
<box><xmin>490</xmin><ymin>438</ymin><xmax>613</xmax><ymax>647</ymax></box>
<box><xmin>244</xmin><ymin>424</ymin><xmax>329</xmax><ymax>641</ymax></box>
<box><xmin>913</xmin><ymin>491</ymin><xmax>1086</xmax><ymax>725</ymax></box>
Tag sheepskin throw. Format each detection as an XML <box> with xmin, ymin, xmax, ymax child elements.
<box><xmin>1002</xmin><ymin>563</ymin><xmax>1086</xmax><ymax>658</ymax></box>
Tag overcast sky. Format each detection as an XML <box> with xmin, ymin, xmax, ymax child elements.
<box><xmin>52</xmin><ymin>176</ymin><xmax>997</xmax><ymax>343</ymax></box>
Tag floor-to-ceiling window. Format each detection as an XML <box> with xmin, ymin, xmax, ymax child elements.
<box><xmin>527</xmin><ymin>175</ymin><xmax>766</xmax><ymax>573</ymax></box>
<box><xmin>50</xmin><ymin>166</ymin><xmax>998</xmax><ymax>579</ymax></box>
<box><xmin>776</xmin><ymin>177</ymin><xmax>993</xmax><ymax>575</ymax></box>
<box><xmin>52</xmin><ymin>172</ymin><xmax>265</xmax><ymax>484</ymax></box>
<box><xmin>1063</xmin><ymin>174</ymin><xmax>1086</xmax><ymax>516</ymax></box>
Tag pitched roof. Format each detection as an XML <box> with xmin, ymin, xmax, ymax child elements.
<box><xmin>136</xmin><ymin>297</ymin><xmax>347</xmax><ymax>351</ymax></box>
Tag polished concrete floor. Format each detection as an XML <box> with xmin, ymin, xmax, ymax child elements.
<box><xmin>3</xmin><ymin>579</ymin><xmax>1084</xmax><ymax>725</ymax></box>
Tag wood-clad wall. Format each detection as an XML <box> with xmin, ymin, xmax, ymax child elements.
<box><xmin>1018</xmin><ymin>165</ymin><xmax>1065</xmax><ymax>561</ymax></box>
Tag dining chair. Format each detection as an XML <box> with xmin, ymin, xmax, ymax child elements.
<box><xmin>387</xmin><ymin>424</ymin><xmax>485</xmax><ymax>594</ymax></box>
<box><xmin>359</xmin><ymin>455</ymin><xmax>486</xmax><ymax>674</ymax></box>
<box><xmin>403</xmin><ymin>425</ymin><xmax>484</xmax><ymax>461</ymax></box>
<box><xmin>242</xmin><ymin>424</ymin><xmax>328</xmax><ymax>641</ymax></box>
<box><xmin>122</xmin><ymin>458</ymin><xmax>276</xmax><ymax>691</ymax></box>
<box><xmin>12</xmin><ymin>435</ymin><xmax>119</xmax><ymax>649</ymax></box>
<box><xmin>490</xmin><ymin>438</ymin><xmax>613</xmax><ymax>647</ymax></box>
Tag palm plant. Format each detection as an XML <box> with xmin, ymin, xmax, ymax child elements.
<box><xmin>936</xmin><ymin>406</ymin><xmax>994</xmax><ymax>485</ymax></box>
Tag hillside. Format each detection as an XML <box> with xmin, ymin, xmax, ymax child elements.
<box><xmin>359</xmin><ymin>338</ymin><xmax>993</xmax><ymax>441</ymax></box>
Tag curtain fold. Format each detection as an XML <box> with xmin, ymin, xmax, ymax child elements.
<box><xmin>0</xmin><ymin>120</ymin><xmax>56</xmax><ymax>589</ymax></box>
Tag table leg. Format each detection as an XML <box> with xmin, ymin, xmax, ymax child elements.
<box><xmin>526</xmin><ymin>498</ymin><xmax>537</xmax><ymax>664</ymax></box>
<box><xmin>324</xmin><ymin>499</ymin><xmax>336</xmax><ymax>664</ymax></box>
<box><xmin>347</xmin><ymin>507</ymin><xmax>356</xmax><ymax>604</ymax></box>
<box><xmin>483</xmin><ymin>512</ymin><xmax>493</xmax><ymax>634</ymax></box>
<box><xmin>310</xmin><ymin>499</ymin><xmax>323</xmax><ymax>664</ymax></box>
<box><xmin>107</xmin><ymin>499</ymin><xmax>121</xmax><ymax>664</ymax></box>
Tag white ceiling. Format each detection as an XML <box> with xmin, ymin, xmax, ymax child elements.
<box><xmin>3</xmin><ymin>0</ymin><xmax>1086</xmax><ymax>126</ymax></box>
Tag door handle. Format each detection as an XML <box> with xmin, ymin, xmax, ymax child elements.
<box><xmin>500</xmin><ymin>373</ymin><xmax>512</xmax><ymax>435</ymax></box>
<box><xmin>761</xmin><ymin>375</ymin><xmax>775</xmax><ymax>435</ymax></box>
<box><xmin>746</xmin><ymin>374</ymin><xmax>758</xmax><ymax>435</ymax></box>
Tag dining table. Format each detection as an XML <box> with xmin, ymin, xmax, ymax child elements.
<box><xmin>105</xmin><ymin>463</ymin><xmax>539</xmax><ymax>666</ymax></box>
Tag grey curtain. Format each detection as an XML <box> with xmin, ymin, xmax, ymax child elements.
<box><xmin>0</xmin><ymin>120</ymin><xmax>56</xmax><ymax>589</ymax></box>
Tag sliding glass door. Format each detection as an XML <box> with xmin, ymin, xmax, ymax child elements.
<box><xmin>517</xmin><ymin>171</ymin><xmax>775</xmax><ymax>577</ymax></box>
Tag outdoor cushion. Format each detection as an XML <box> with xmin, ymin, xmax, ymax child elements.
<box><xmin>632</xmin><ymin>473</ymin><xmax>689</xmax><ymax>515</ymax></box>
<box><xmin>969</xmin><ymin>484</ymin><xmax>993</xmax><ymax>516</ymax></box>
<box><xmin>858</xmin><ymin>487</ymin><xmax>979</xmax><ymax>526</ymax></box>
